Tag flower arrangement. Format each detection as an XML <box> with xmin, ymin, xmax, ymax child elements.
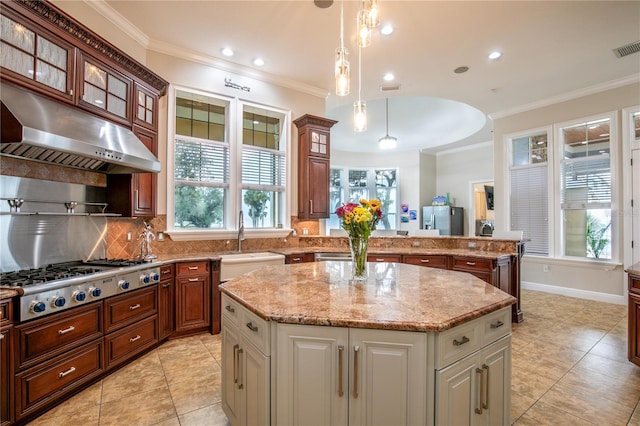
<box><xmin>335</xmin><ymin>199</ymin><xmax>383</xmax><ymax>280</ymax></box>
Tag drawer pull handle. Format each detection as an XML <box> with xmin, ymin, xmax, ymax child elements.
<box><xmin>246</xmin><ymin>322</ymin><xmax>259</xmax><ymax>332</ymax></box>
<box><xmin>59</xmin><ymin>366</ymin><xmax>76</xmax><ymax>378</ymax></box>
<box><xmin>490</xmin><ymin>320</ymin><xmax>504</xmax><ymax>329</ymax></box>
<box><xmin>58</xmin><ymin>325</ymin><xmax>75</xmax><ymax>335</ymax></box>
<box><xmin>453</xmin><ymin>336</ymin><xmax>470</xmax><ymax>346</ymax></box>
<box><xmin>466</xmin><ymin>261</ymin><xmax>476</xmax><ymax>266</ymax></box>
<box><xmin>161</xmin><ymin>269</ymin><xmax>171</xmax><ymax>274</ymax></box>
<box><xmin>420</xmin><ymin>259</ymin><xmax>430</xmax><ymax>263</ymax></box>
<box><xmin>375</xmin><ymin>258</ymin><xmax>385</xmax><ymax>262</ymax></box>
<box><xmin>129</xmin><ymin>304</ymin><xmax>141</xmax><ymax>310</ymax></box>
<box><xmin>225</xmin><ymin>305</ymin><xmax>235</xmax><ymax>313</ymax></box>
<box><xmin>338</xmin><ymin>345</ymin><xmax>344</xmax><ymax>397</ymax></box>
<box><xmin>129</xmin><ymin>335</ymin><xmax>141</xmax><ymax>343</ymax></box>
<box><xmin>188</xmin><ymin>278</ymin><xmax>199</xmax><ymax>282</ymax></box>
<box><xmin>293</xmin><ymin>257</ymin><xmax>301</xmax><ymax>261</ymax></box>
<box><xmin>162</xmin><ymin>283</ymin><xmax>171</xmax><ymax>288</ymax></box>
<box><xmin>188</xmin><ymin>266</ymin><xmax>199</xmax><ymax>270</ymax></box>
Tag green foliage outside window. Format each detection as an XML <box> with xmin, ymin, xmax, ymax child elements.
<box><xmin>244</xmin><ymin>190</ymin><xmax>270</xmax><ymax>227</ymax></box>
<box><xmin>174</xmin><ymin>186</ymin><xmax>223</xmax><ymax>228</ymax></box>
<box><xmin>586</xmin><ymin>214</ymin><xmax>611</xmax><ymax>259</ymax></box>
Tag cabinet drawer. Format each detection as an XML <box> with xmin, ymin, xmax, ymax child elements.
<box><xmin>0</xmin><ymin>299</ymin><xmax>12</xmax><ymax>326</ymax></box>
<box><xmin>286</xmin><ymin>253</ymin><xmax>315</xmax><ymax>264</ymax></box>
<box><xmin>105</xmin><ymin>315</ymin><xmax>158</xmax><ymax>369</ymax></box>
<box><xmin>177</xmin><ymin>261</ymin><xmax>210</xmax><ymax>276</ymax></box>
<box><xmin>368</xmin><ymin>254</ymin><xmax>402</xmax><ymax>262</ymax></box>
<box><xmin>435</xmin><ymin>319</ymin><xmax>481</xmax><ymax>369</ymax></box>
<box><xmin>240</xmin><ymin>306</ymin><xmax>270</xmax><ymax>355</ymax></box>
<box><xmin>160</xmin><ymin>264</ymin><xmax>175</xmax><ymax>279</ymax></box>
<box><xmin>481</xmin><ymin>307</ymin><xmax>511</xmax><ymax>346</ymax></box>
<box><xmin>221</xmin><ymin>294</ymin><xmax>241</xmax><ymax>325</ymax></box>
<box><xmin>15</xmin><ymin>340</ymin><xmax>103</xmax><ymax>420</ymax></box>
<box><xmin>403</xmin><ymin>255</ymin><xmax>448</xmax><ymax>269</ymax></box>
<box><xmin>630</xmin><ymin>276</ymin><xmax>640</xmax><ymax>295</ymax></box>
<box><xmin>16</xmin><ymin>303</ymin><xmax>103</xmax><ymax>370</ymax></box>
<box><xmin>451</xmin><ymin>256</ymin><xmax>493</xmax><ymax>272</ymax></box>
<box><xmin>104</xmin><ymin>286</ymin><xmax>157</xmax><ymax>333</ymax></box>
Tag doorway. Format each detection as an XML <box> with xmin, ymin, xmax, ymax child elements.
<box><xmin>469</xmin><ymin>180</ymin><xmax>494</xmax><ymax>237</ymax></box>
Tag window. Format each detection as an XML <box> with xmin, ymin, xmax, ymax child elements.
<box><xmin>509</xmin><ymin>130</ymin><xmax>550</xmax><ymax>255</ymax></box>
<box><xmin>169</xmin><ymin>87</ymin><xmax>290</xmax><ymax>238</ymax></box>
<box><xmin>558</xmin><ymin>117</ymin><xmax>612</xmax><ymax>259</ymax></box>
<box><xmin>507</xmin><ymin>112</ymin><xmax>618</xmax><ymax>262</ymax></box>
<box><xmin>327</xmin><ymin>167</ymin><xmax>398</xmax><ymax>233</ymax></box>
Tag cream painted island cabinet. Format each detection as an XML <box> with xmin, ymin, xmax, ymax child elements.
<box><xmin>220</xmin><ymin>261</ymin><xmax>516</xmax><ymax>426</ymax></box>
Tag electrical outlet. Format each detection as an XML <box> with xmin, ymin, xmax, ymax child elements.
<box><xmin>468</xmin><ymin>241</ymin><xmax>476</xmax><ymax>248</ymax></box>
<box><xmin>412</xmin><ymin>241</ymin><xmax>420</xmax><ymax>247</ymax></box>
<box><xmin>543</xmin><ymin>264</ymin><xmax>549</xmax><ymax>272</ymax></box>
<box><xmin>126</xmin><ymin>231</ymin><xmax>132</xmax><ymax>242</ymax></box>
<box><xmin>157</xmin><ymin>232</ymin><xmax>165</xmax><ymax>241</ymax></box>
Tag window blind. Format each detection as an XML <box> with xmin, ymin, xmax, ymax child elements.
<box><xmin>175</xmin><ymin>139</ymin><xmax>229</xmax><ymax>186</ymax></box>
<box><xmin>560</xmin><ymin>156</ymin><xmax>611</xmax><ymax>209</ymax></box>
<box><xmin>241</xmin><ymin>146</ymin><xmax>285</xmax><ymax>190</ymax></box>
<box><xmin>510</xmin><ymin>164</ymin><xmax>548</xmax><ymax>255</ymax></box>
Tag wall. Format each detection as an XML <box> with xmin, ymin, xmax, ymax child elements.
<box><xmin>434</xmin><ymin>142</ymin><xmax>494</xmax><ymax>236</ymax></box>
<box><xmin>492</xmin><ymin>81</ymin><xmax>640</xmax><ymax>302</ymax></box>
<box><xmin>331</xmin><ymin>150</ymin><xmax>435</xmax><ymax>233</ymax></box>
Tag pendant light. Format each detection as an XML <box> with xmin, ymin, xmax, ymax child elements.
<box><xmin>367</xmin><ymin>0</ymin><xmax>380</xmax><ymax>28</ymax></box>
<box><xmin>357</xmin><ymin>7</ymin><xmax>372</xmax><ymax>48</ymax></box>
<box><xmin>378</xmin><ymin>98</ymin><xmax>397</xmax><ymax>149</ymax></box>
<box><xmin>353</xmin><ymin>45</ymin><xmax>367</xmax><ymax>132</ymax></box>
<box><xmin>335</xmin><ymin>0</ymin><xmax>349</xmax><ymax>96</ymax></box>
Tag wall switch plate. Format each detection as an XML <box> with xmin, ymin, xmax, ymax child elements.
<box><xmin>543</xmin><ymin>264</ymin><xmax>549</xmax><ymax>272</ymax></box>
<box><xmin>157</xmin><ymin>232</ymin><xmax>165</xmax><ymax>241</ymax></box>
<box><xmin>468</xmin><ymin>242</ymin><xmax>476</xmax><ymax>248</ymax></box>
<box><xmin>126</xmin><ymin>231</ymin><xmax>132</xmax><ymax>242</ymax></box>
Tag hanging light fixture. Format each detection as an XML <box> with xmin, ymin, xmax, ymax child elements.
<box><xmin>353</xmin><ymin>45</ymin><xmax>367</xmax><ymax>132</ymax></box>
<box><xmin>367</xmin><ymin>0</ymin><xmax>380</xmax><ymax>28</ymax></box>
<box><xmin>357</xmin><ymin>1</ymin><xmax>372</xmax><ymax>48</ymax></box>
<box><xmin>378</xmin><ymin>98</ymin><xmax>397</xmax><ymax>149</ymax></box>
<box><xmin>335</xmin><ymin>0</ymin><xmax>349</xmax><ymax>96</ymax></box>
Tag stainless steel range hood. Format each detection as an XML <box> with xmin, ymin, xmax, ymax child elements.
<box><xmin>0</xmin><ymin>83</ymin><xmax>160</xmax><ymax>174</ymax></box>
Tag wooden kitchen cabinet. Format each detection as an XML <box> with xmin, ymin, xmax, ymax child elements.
<box><xmin>275</xmin><ymin>323</ymin><xmax>427</xmax><ymax>425</ymax></box>
<box><xmin>285</xmin><ymin>253</ymin><xmax>315</xmax><ymax>264</ymax></box>
<box><xmin>629</xmin><ymin>273</ymin><xmax>640</xmax><ymax>366</ymax></box>
<box><xmin>104</xmin><ymin>315</ymin><xmax>158</xmax><ymax>369</ymax></box>
<box><xmin>0</xmin><ymin>299</ymin><xmax>13</xmax><ymax>426</ymax></box>
<box><xmin>293</xmin><ymin>114</ymin><xmax>338</xmax><ymax>220</ymax></box>
<box><xmin>158</xmin><ymin>264</ymin><xmax>175</xmax><ymax>340</ymax></box>
<box><xmin>403</xmin><ymin>254</ymin><xmax>449</xmax><ymax>269</ymax></box>
<box><xmin>221</xmin><ymin>295</ymin><xmax>270</xmax><ymax>426</ymax></box>
<box><xmin>133</xmin><ymin>82</ymin><xmax>159</xmax><ymax>130</ymax></box>
<box><xmin>106</xmin><ymin>125</ymin><xmax>158</xmax><ymax>217</ymax></box>
<box><xmin>103</xmin><ymin>286</ymin><xmax>158</xmax><ymax>333</ymax></box>
<box><xmin>175</xmin><ymin>261</ymin><xmax>211</xmax><ymax>336</ymax></box>
<box><xmin>211</xmin><ymin>260</ymin><xmax>222</xmax><ymax>335</ymax></box>
<box><xmin>368</xmin><ymin>253</ymin><xmax>402</xmax><ymax>263</ymax></box>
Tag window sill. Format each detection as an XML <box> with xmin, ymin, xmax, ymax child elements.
<box><xmin>167</xmin><ymin>228</ymin><xmax>293</xmax><ymax>241</ymax></box>
<box><xmin>523</xmin><ymin>255</ymin><xmax>622</xmax><ymax>271</ymax></box>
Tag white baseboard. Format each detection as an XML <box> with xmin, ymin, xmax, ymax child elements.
<box><xmin>522</xmin><ymin>281</ymin><xmax>627</xmax><ymax>305</ymax></box>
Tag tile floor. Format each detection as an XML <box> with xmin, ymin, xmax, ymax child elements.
<box><xmin>26</xmin><ymin>289</ymin><xmax>640</xmax><ymax>426</ymax></box>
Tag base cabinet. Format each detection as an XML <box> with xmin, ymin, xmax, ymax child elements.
<box><xmin>275</xmin><ymin>324</ymin><xmax>427</xmax><ymax>426</ymax></box>
<box><xmin>436</xmin><ymin>336</ymin><xmax>511</xmax><ymax>426</ymax></box>
<box><xmin>629</xmin><ymin>273</ymin><xmax>640</xmax><ymax>366</ymax></box>
<box><xmin>175</xmin><ymin>261</ymin><xmax>211</xmax><ymax>336</ymax></box>
<box><xmin>221</xmin><ymin>296</ymin><xmax>270</xmax><ymax>426</ymax></box>
<box><xmin>1</xmin><ymin>299</ymin><xmax>13</xmax><ymax>426</ymax></box>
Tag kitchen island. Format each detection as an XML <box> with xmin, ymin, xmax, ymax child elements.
<box><xmin>220</xmin><ymin>261</ymin><xmax>516</xmax><ymax>426</ymax></box>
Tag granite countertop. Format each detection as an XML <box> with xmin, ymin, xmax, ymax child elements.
<box><xmin>220</xmin><ymin>261</ymin><xmax>516</xmax><ymax>332</ymax></box>
<box><xmin>0</xmin><ymin>288</ymin><xmax>19</xmax><ymax>299</ymax></box>
<box><xmin>627</xmin><ymin>262</ymin><xmax>640</xmax><ymax>276</ymax></box>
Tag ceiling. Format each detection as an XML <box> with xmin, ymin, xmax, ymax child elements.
<box><xmin>91</xmin><ymin>1</ymin><xmax>640</xmax><ymax>153</ymax></box>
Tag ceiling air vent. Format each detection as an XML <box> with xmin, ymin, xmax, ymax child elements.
<box><xmin>613</xmin><ymin>40</ymin><xmax>640</xmax><ymax>58</ymax></box>
<box><xmin>380</xmin><ymin>85</ymin><xmax>400</xmax><ymax>92</ymax></box>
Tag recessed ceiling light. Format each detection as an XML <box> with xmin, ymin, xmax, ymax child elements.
<box><xmin>253</xmin><ymin>57</ymin><xmax>265</xmax><ymax>67</ymax></box>
<box><xmin>383</xmin><ymin>72</ymin><xmax>395</xmax><ymax>81</ymax></box>
<box><xmin>488</xmin><ymin>51</ymin><xmax>502</xmax><ymax>60</ymax></box>
<box><xmin>380</xmin><ymin>23</ymin><xmax>394</xmax><ymax>36</ymax></box>
<box><xmin>221</xmin><ymin>47</ymin><xmax>234</xmax><ymax>57</ymax></box>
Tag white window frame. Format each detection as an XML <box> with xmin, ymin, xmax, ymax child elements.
<box><xmin>166</xmin><ymin>85</ymin><xmax>292</xmax><ymax>241</ymax></box>
<box><xmin>553</xmin><ymin>111</ymin><xmax>618</xmax><ymax>264</ymax></box>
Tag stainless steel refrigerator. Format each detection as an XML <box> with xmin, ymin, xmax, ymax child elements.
<box><xmin>422</xmin><ymin>206</ymin><xmax>464</xmax><ymax>236</ymax></box>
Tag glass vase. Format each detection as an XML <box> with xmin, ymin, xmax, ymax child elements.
<box><xmin>349</xmin><ymin>234</ymin><xmax>369</xmax><ymax>282</ymax></box>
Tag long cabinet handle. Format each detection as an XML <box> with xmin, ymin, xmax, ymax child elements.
<box><xmin>310</xmin><ymin>199</ymin><xmax>313</xmax><ymax>214</ymax></box>
<box><xmin>59</xmin><ymin>366</ymin><xmax>76</xmax><ymax>378</ymax></box>
<box><xmin>233</xmin><ymin>344</ymin><xmax>240</xmax><ymax>384</ymax></box>
<box><xmin>483</xmin><ymin>364</ymin><xmax>490</xmax><ymax>409</ymax></box>
<box><xmin>475</xmin><ymin>367</ymin><xmax>484</xmax><ymax>414</ymax></box>
<box><xmin>353</xmin><ymin>345</ymin><xmax>360</xmax><ymax>399</ymax></box>
<box><xmin>237</xmin><ymin>348</ymin><xmax>244</xmax><ymax>389</ymax></box>
<box><xmin>58</xmin><ymin>325</ymin><xmax>75</xmax><ymax>335</ymax></box>
<box><xmin>338</xmin><ymin>345</ymin><xmax>344</xmax><ymax>397</ymax></box>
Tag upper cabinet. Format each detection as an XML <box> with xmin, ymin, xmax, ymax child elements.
<box><xmin>293</xmin><ymin>114</ymin><xmax>338</xmax><ymax>220</ymax></box>
<box><xmin>134</xmin><ymin>82</ymin><xmax>158</xmax><ymax>131</ymax></box>
<box><xmin>0</xmin><ymin>8</ymin><xmax>75</xmax><ymax>103</ymax></box>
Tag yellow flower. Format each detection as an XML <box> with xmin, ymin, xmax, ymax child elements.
<box><xmin>360</xmin><ymin>198</ymin><xmax>369</xmax><ymax>206</ymax></box>
<box><xmin>369</xmin><ymin>199</ymin><xmax>381</xmax><ymax>210</ymax></box>
<box><xmin>354</xmin><ymin>215</ymin><xmax>362</xmax><ymax>223</ymax></box>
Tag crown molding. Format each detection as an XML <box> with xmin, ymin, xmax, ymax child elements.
<box><xmin>83</xmin><ymin>0</ymin><xmax>149</xmax><ymax>47</ymax></box>
<box><xmin>431</xmin><ymin>140</ymin><xmax>494</xmax><ymax>157</ymax></box>
<box><xmin>490</xmin><ymin>74</ymin><xmax>640</xmax><ymax>120</ymax></box>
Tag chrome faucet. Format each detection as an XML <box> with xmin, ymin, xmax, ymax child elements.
<box><xmin>237</xmin><ymin>210</ymin><xmax>245</xmax><ymax>252</ymax></box>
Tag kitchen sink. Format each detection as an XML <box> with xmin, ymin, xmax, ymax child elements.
<box><xmin>220</xmin><ymin>252</ymin><xmax>285</xmax><ymax>281</ymax></box>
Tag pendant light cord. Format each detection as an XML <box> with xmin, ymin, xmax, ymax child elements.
<box><xmin>385</xmin><ymin>98</ymin><xmax>389</xmax><ymax>135</ymax></box>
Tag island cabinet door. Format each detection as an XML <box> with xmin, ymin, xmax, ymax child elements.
<box><xmin>276</xmin><ymin>324</ymin><xmax>349</xmax><ymax>425</ymax></box>
<box><xmin>348</xmin><ymin>329</ymin><xmax>428</xmax><ymax>426</ymax></box>
<box><xmin>435</xmin><ymin>336</ymin><xmax>511</xmax><ymax>426</ymax></box>
<box><xmin>222</xmin><ymin>321</ymin><xmax>242</xmax><ymax>425</ymax></box>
